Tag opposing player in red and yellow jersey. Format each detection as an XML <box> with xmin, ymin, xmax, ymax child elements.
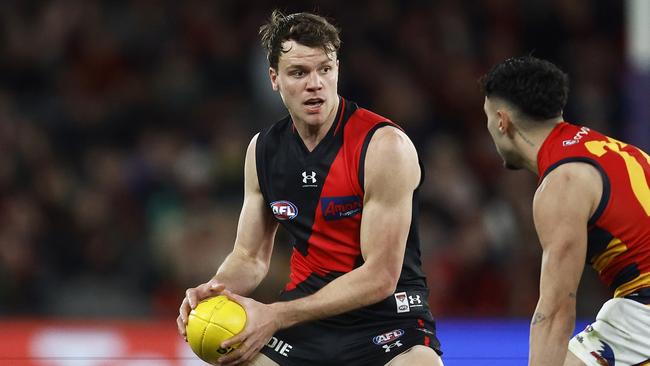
<box><xmin>481</xmin><ymin>56</ymin><xmax>650</xmax><ymax>366</ymax></box>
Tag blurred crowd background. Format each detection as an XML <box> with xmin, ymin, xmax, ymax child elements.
<box><xmin>0</xmin><ymin>0</ymin><xmax>637</xmax><ymax>320</ymax></box>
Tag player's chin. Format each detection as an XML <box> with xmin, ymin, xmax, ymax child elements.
<box><xmin>302</xmin><ymin>113</ymin><xmax>326</xmax><ymax>126</ymax></box>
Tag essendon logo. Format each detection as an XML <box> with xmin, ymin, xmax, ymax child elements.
<box><xmin>394</xmin><ymin>292</ymin><xmax>410</xmax><ymax>313</ymax></box>
<box><xmin>320</xmin><ymin>196</ymin><xmax>362</xmax><ymax>221</ymax></box>
<box><xmin>372</xmin><ymin>329</ymin><xmax>405</xmax><ymax>346</ymax></box>
<box><xmin>270</xmin><ymin>201</ymin><xmax>298</xmax><ymax>220</ymax></box>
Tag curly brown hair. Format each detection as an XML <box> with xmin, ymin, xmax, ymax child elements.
<box><xmin>259</xmin><ymin>10</ymin><xmax>341</xmax><ymax>70</ymax></box>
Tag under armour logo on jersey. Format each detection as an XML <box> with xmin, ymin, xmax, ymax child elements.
<box><xmin>382</xmin><ymin>341</ymin><xmax>403</xmax><ymax>353</ymax></box>
<box><xmin>409</xmin><ymin>295</ymin><xmax>422</xmax><ymax>306</ymax></box>
<box><xmin>302</xmin><ymin>171</ymin><xmax>316</xmax><ymax>183</ymax></box>
<box><xmin>302</xmin><ymin>171</ymin><xmax>317</xmax><ymax>187</ymax></box>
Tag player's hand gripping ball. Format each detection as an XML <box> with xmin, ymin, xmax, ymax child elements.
<box><xmin>187</xmin><ymin>295</ymin><xmax>247</xmax><ymax>363</ymax></box>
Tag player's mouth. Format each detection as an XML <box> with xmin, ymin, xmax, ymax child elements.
<box><xmin>304</xmin><ymin>98</ymin><xmax>325</xmax><ymax>113</ymax></box>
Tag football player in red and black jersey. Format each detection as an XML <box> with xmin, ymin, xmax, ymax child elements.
<box><xmin>177</xmin><ymin>10</ymin><xmax>443</xmax><ymax>366</ymax></box>
<box><xmin>481</xmin><ymin>56</ymin><xmax>650</xmax><ymax>366</ymax></box>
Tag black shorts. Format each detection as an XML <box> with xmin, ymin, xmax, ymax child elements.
<box><xmin>259</xmin><ymin>315</ymin><xmax>441</xmax><ymax>366</ymax></box>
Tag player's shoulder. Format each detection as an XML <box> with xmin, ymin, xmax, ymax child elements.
<box><xmin>534</xmin><ymin>161</ymin><xmax>603</xmax><ymax>210</ymax></box>
<box><xmin>365</xmin><ymin>124</ymin><xmax>419</xmax><ymax>181</ymax></box>
<box><xmin>370</xmin><ymin>124</ymin><xmax>414</xmax><ymax>151</ymax></box>
<box><xmin>248</xmin><ymin>132</ymin><xmax>260</xmax><ymax>150</ymax></box>
<box><xmin>357</xmin><ymin>106</ymin><xmax>417</xmax><ymax>165</ymax></box>
<box><xmin>540</xmin><ymin>160</ymin><xmax>602</xmax><ymax>187</ymax></box>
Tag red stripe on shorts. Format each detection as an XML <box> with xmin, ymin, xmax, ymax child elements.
<box><xmin>418</xmin><ymin>318</ymin><xmax>430</xmax><ymax>346</ymax></box>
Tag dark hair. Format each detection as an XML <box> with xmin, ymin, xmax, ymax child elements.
<box><xmin>480</xmin><ymin>56</ymin><xmax>569</xmax><ymax>120</ymax></box>
<box><xmin>259</xmin><ymin>10</ymin><xmax>341</xmax><ymax>70</ymax></box>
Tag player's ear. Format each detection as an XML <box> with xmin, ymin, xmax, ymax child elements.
<box><xmin>496</xmin><ymin>109</ymin><xmax>513</xmax><ymax>137</ymax></box>
<box><xmin>269</xmin><ymin>67</ymin><xmax>279</xmax><ymax>91</ymax></box>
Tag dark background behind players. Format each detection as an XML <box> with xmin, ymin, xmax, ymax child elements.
<box><xmin>0</xmin><ymin>0</ymin><xmax>642</xmax><ymax>321</ymax></box>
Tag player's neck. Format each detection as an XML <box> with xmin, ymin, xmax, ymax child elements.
<box><xmin>518</xmin><ymin>120</ymin><xmax>562</xmax><ymax>175</ymax></box>
<box><xmin>292</xmin><ymin>99</ymin><xmax>340</xmax><ymax>152</ymax></box>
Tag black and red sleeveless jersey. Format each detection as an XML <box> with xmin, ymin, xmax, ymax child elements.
<box><xmin>538</xmin><ymin>122</ymin><xmax>650</xmax><ymax>303</ymax></box>
<box><xmin>255</xmin><ymin>97</ymin><xmax>432</xmax><ymax>322</ymax></box>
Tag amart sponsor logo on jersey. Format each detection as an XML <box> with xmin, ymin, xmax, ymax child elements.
<box><xmin>271</xmin><ymin>200</ymin><xmax>298</xmax><ymax>220</ymax></box>
<box><xmin>320</xmin><ymin>196</ymin><xmax>362</xmax><ymax>221</ymax></box>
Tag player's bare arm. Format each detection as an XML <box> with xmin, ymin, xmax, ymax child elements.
<box><xmin>212</xmin><ymin>134</ymin><xmax>279</xmax><ymax>295</ymax></box>
<box><xmin>177</xmin><ymin>134</ymin><xmax>279</xmax><ymax>340</ymax></box>
<box><xmin>529</xmin><ymin>162</ymin><xmax>602</xmax><ymax>366</ymax></box>
<box><xmin>217</xmin><ymin>126</ymin><xmax>421</xmax><ymax>365</ymax></box>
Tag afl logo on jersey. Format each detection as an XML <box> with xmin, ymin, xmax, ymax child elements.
<box><xmin>372</xmin><ymin>329</ymin><xmax>405</xmax><ymax>346</ymax></box>
<box><xmin>271</xmin><ymin>201</ymin><xmax>298</xmax><ymax>220</ymax></box>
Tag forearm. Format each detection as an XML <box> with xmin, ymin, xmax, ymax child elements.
<box><xmin>270</xmin><ymin>263</ymin><xmax>394</xmax><ymax>329</ymax></box>
<box><xmin>529</xmin><ymin>303</ymin><xmax>576</xmax><ymax>366</ymax></box>
<box><xmin>214</xmin><ymin>247</ymin><xmax>269</xmax><ymax>296</ymax></box>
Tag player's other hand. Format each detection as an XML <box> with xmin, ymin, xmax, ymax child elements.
<box><xmin>216</xmin><ymin>290</ymin><xmax>282</xmax><ymax>365</ymax></box>
<box><xmin>177</xmin><ymin>279</ymin><xmax>226</xmax><ymax>341</ymax></box>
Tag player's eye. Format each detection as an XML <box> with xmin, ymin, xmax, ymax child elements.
<box><xmin>290</xmin><ymin>70</ymin><xmax>305</xmax><ymax>77</ymax></box>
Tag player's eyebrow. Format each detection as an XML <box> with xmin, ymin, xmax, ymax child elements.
<box><xmin>286</xmin><ymin>64</ymin><xmax>309</xmax><ymax>70</ymax></box>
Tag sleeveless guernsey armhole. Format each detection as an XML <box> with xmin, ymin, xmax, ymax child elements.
<box><xmin>417</xmin><ymin>157</ymin><xmax>426</xmax><ymax>188</ymax></box>
<box><xmin>540</xmin><ymin>157</ymin><xmax>611</xmax><ymax>226</ymax></box>
<box><xmin>255</xmin><ymin>129</ymin><xmax>270</xmax><ymax>205</ymax></box>
<box><xmin>357</xmin><ymin>122</ymin><xmax>397</xmax><ymax>192</ymax></box>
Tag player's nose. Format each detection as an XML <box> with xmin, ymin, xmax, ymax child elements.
<box><xmin>305</xmin><ymin>71</ymin><xmax>322</xmax><ymax>90</ymax></box>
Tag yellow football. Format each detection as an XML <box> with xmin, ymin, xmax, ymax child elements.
<box><xmin>186</xmin><ymin>295</ymin><xmax>247</xmax><ymax>363</ymax></box>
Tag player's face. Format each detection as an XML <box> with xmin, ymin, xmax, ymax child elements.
<box><xmin>484</xmin><ymin>97</ymin><xmax>524</xmax><ymax>170</ymax></box>
<box><xmin>270</xmin><ymin>40</ymin><xmax>339</xmax><ymax>128</ymax></box>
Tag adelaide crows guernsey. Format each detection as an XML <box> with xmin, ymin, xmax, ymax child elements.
<box><xmin>255</xmin><ymin>97</ymin><xmax>431</xmax><ymax>322</ymax></box>
<box><xmin>537</xmin><ymin>122</ymin><xmax>650</xmax><ymax>303</ymax></box>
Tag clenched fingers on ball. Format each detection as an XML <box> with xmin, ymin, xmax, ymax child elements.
<box><xmin>218</xmin><ymin>337</ymin><xmax>262</xmax><ymax>365</ymax></box>
<box><xmin>176</xmin><ymin>315</ymin><xmax>187</xmax><ymax>340</ymax></box>
<box><xmin>186</xmin><ymin>288</ymin><xmax>198</xmax><ymax>309</ymax></box>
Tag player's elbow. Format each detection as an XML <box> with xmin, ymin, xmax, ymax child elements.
<box><xmin>374</xmin><ymin>267</ymin><xmax>401</xmax><ymax>300</ymax></box>
<box><xmin>362</xmin><ymin>256</ymin><xmax>401</xmax><ymax>301</ymax></box>
<box><xmin>379</xmin><ymin>281</ymin><xmax>398</xmax><ymax>300</ymax></box>
<box><xmin>367</xmin><ymin>279</ymin><xmax>397</xmax><ymax>303</ymax></box>
<box><xmin>252</xmin><ymin>260</ymin><xmax>270</xmax><ymax>283</ymax></box>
